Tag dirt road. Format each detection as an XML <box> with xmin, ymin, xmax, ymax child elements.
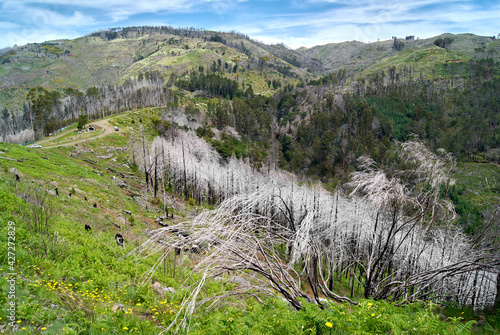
<box><xmin>38</xmin><ymin>117</ymin><xmax>123</xmax><ymax>148</ymax></box>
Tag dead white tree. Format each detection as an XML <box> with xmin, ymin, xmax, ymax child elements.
<box><xmin>345</xmin><ymin>141</ymin><xmax>497</xmax><ymax>303</ymax></box>
<box><xmin>131</xmin><ymin>132</ymin><xmax>498</xmax><ymax>333</ymax></box>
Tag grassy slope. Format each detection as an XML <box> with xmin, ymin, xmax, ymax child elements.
<box><xmin>0</xmin><ymin>108</ymin><xmax>206</xmax><ymax>333</ymax></box>
<box><xmin>0</xmin><ymin>32</ymin><xmax>304</xmax><ymax>109</ymax></box>
<box><xmin>454</xmin><ymin>162</ymin><xmax>500</xmax><ymax>207</ymax></box>
<box><xmin>301</xmin><ymin>33</ymin><xmax>500</xmax><ymax>76</ymax></box>
<box><xmin>0</xmin><ymin>108</ymin><xmax>498</xmax><ymax>334</ymax></box>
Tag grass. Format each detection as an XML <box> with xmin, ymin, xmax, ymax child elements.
<box><xmin>364</xmin><ymin>45</ymin><xmax>470</xmax><ymax>79</ymax></box>
<box><xmin>0</xmin><ymin>126</ymin><xmax>196</xmax><ymax>333</ymax></box>
<box><xmin>188</xmin><ymin>299</ymin><xmax>478</xmax><ymax>335</ymax></box>
<box><xmin>453</xmin><ymin>162</ymin><xmax>500</xmax><ymax>207</ymax></box>
<box><xmin>0</xmin><ymin>87</ymin><xmax>30</xmax><ymax>110</ymax></box>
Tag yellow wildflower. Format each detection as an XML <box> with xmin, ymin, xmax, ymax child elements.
<box><xmin>325</xmin><ymin>322</ymin><xmax>333</xmax><ymax>328</ymax></box>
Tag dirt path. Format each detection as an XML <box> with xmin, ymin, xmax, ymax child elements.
<box><xmin>38</xmin><ymin>111</ymin><xmax>136</xmax><ymax>148</ymax></box>
<box><xmin>40</xmin><ymin>119</ymin><xmax>116</xmax><ymax>148</ymax></box>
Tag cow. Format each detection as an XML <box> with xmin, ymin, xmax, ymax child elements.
<box><xmin>115</xmin><ymin>233</ymin><xmax>125</xmax><ymax>248</ymax></box>
<box><xmin>156</xmin><ymin>217</ymin><xmax>168</xmax><ymax>227</ymax></box>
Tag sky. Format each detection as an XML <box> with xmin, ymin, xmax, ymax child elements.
<box><xmin>0</xmin><ymin>0</ymin><xmax>499</xmax><ymax>50</ymax></box>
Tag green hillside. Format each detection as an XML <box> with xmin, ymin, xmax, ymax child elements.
<box><xmin>2</xmin><ymin>30</ymin><xmax>499</xmax><ymax>110</ymax></box>
<box><xmin>0</xmin><ymin>28</ymin><xmax>310</xmax><ymax>109</ymax></box>
<box><xmin>299</xmin><ymin>33</ymin><xmax>500</xmax><ymax>77</ymax></box>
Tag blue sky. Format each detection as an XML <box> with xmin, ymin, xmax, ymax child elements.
<box><xmin>0</xmin><ymin>0</ymin><xmax>498</xmax><ymax>49</ymax></box>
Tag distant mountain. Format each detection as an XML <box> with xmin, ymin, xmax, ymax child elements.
<box><xmin>300</xmin><ymin>33</ymin><xmax>500</xmax><ymax>74</ymax></box>
<box><xmin>1</xmin><ymin>27</ymin><xmax>499</xmax><ymax>110</ymax></box>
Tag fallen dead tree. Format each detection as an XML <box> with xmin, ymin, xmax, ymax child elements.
<box><xmin>133</xmin><ymin>205</ymin><xmax>355</xmax><ymax>334</ymax></box>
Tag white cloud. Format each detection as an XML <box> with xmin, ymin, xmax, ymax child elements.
<box><xmin>0</xmin><ymin>0</ymin><xmax>497</xmax><ymax>49</ymax></box>
<box><xmin>4</xmin><ymin>0</ymin><xmax>246</xmax><ymax>21</ymax></box>
<box><xmin>222</xmin><ymin>0</ymin><xmax>500</xmax><ymax>48</ymax></box>
<box><xmin>24</xmin><ymin>10</ymin><xmax>95</xmax><ymax>28</ymax></box>
<box><xmin>3</xmin><ymin>29</ymin><xmax>81</xmax><ymax>47</ymax></box>
<box><xmin>0</xmin><ymin>21</ymin><xmax>20</xmax><ymax>29</ymax></box>
<box><xmin>0</xmin><ymin>1</ymin><xmax>96</xmax><ymax>47</ymax></box>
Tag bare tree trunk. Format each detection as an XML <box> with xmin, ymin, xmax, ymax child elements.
<box><xmin>182</xmin><ymin>140</ymin><xmax>188</xmax><ymax>201</ymax></box>
<box><xmin>141</xmin><ymin>125</ymin><xmax>149</xmax><ymax>191</ymax></box>
<box><xmin>154</xmin><ymin>149</ymin><xmax>158</xmax><ymax>198</ymax></box>
<box><xmin>163</xmin><ymin>249</ymin><xmax>166</xmax><ymax>275</ymax></box>
<box><xmin>351</xmin><ymin>263</ymin><xmax>357</xmax><ymax>298</ymax></box>
<box><xmin>494</xmin><ymin>271</ymin><xmax>500</xmax><ymax>310</ymax></box>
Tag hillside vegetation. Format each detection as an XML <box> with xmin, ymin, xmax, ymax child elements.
<box><xmin>2</xmin><ymin>29</ymin><xmax>499</xmax><ymax>109</ymax></box>
<box><xmin>0</xmin><ymin>108</ymin><xmax>498</xmax><ymax>334</ymax></box>
<box><xmin>0</xmin><ymin>27</ymin><xmax>310</xmax><ymax>109</ymax></box>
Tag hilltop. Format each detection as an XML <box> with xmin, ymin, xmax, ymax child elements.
<box><xmin>301</xmin><ymin>33</ymin><xmax>500</xmax><ymax>74</ymax></box>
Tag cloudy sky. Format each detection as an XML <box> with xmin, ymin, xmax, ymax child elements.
<box><xmin>0</xmin><ymin>0</ymin><xmax>498</xmax><ymax>49</ymax></box>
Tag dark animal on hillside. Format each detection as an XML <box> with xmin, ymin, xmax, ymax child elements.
<box><xmin>115</xmin><ymin>233</ymin><xmax>125</xmax><ymax>248</ymax></box>
<box><xmin>156</xmin><ymin>217</ymin><xmax>168</xmax><ymax>227</ymax></box>
<box><xmin>85</xmin><ymin>224</ymin><xmax>92</xmax><ymax>231</ymax></box>
<box><xmin>93</xmin><ymin>203</ymin><xmax>97</xmax><ymax>208</ymax></box>
<box><xmin>170</xmin><ymin>230</ymin><xmax>191</xmax><ymax>255</ymax></box>
<box><xmin>190</xmin><ymin>240</ymin><xmax>200</xmax><ymax>254</ymax></box>
<box><xmin>15</xmin><ymin>174</ymin><xmax>20</xmax><ymax>181</ymax></box>
<box><xmin>55</xmin><ymin>188</ymin><xmax>59</xmax><ymax>196</ymax></box>
<box><xmin>84</xmin><ymin>196</ymin><xmax>88</xmax><ymax>201</ymax></box>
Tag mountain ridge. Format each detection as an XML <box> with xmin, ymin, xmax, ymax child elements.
<box><xmin>2</xmin><ymin>28</ymin><xmax>499</xmax><ymax>95</ymax></box>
